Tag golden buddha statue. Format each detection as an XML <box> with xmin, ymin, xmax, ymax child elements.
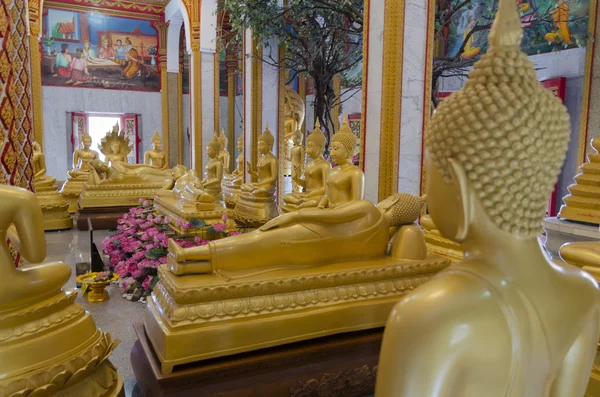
<box><xmin>558</xmin><ymin>136</ymin><xmax>600</xmax><ymax>224</ymax></box>
<box><xmin>146</xmin><ymin>192</ymin><xmax>448</xmax><ymax>373</ymax></box>
<box><xmin>289</xmin><ymin>129</ymin><xmax>305</xmax><ymax>193</ymax></box>
<box><xmin>218</xmin><ymin>129</ymin><xmax>230</xmax><ymax>174</ymax></box>
<box><xmin>98</xmin><ymin>124</ymin><xmax>132</xmax><ymax>166</ymax></box>
<box><xmin>318</xmin><ymin>115</ymin><xmax>364</xmax><ymax>208</ymax></box>
<box><xmin>281</xmin><ymin>122</ymin><xmax>330</xmax><ymax>212</ymax></box>
<box><xmin>283</xmin><ymin>87</ymin><xmax>305</xmax><ymax>176</ymax></box>
<box><xmin>201</xmin><ymin>134</ymin><xmax>225</xmax><ymax>199</ymax></box>
<box><xmin>376</xmin><ymin>2</ymin><xmax>600</xmax><ymax>396</ymax></box>
<box><xmin>234</xmin><ymin>124</ymin><xmax>279</xmax><ymax>226</ymax></box>
<box><xmin>0</xmin><ymin>184</ymin><xmax>123</xmax><ymax>396</ymax></box>
<box><xmin>144</xmin><ymin>129</ymin><xmax>167</xmax><ymax>169</ymax></box>
<box><xmin>32</xmin><ymin>142</ymin><xmax>73</xmax><ymax>230</ymax></box>
<box><xmin>60</xmin><ymin>132</ymin><xmax>100</xmax><ymax>212</ymax></box>
<box><xmin>221</xmin><ymin>136</ymin><xmax>245</xmax><ymax>209</ymax></box>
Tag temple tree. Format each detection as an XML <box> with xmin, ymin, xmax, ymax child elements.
<box><xmin>221</xmin><ymin>0</ymin><xmax>363</xmax><ymax>141</ymax></box>
<box><xmin>433</xmin><ymin>0</ymin><xmax>589</xmax><ymax>107</ymax></box>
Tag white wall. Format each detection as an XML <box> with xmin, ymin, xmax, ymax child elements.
<box><xmin>42</xmin><ymin>86</ymin><xmax>162</xmax><ymax>180</ymax></box>
<box><xmin>182</xmin><ymin>93</ymin><xmax>191</xmax><ymax>168</ymax></box>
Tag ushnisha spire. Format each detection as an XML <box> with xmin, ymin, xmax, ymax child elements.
<box><xmin>425</xmin><ymin>0</ymin><xmax>571</xmax><ymax>238</ymax></box>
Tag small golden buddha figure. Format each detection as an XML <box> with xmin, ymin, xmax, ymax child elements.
<box><xmin>218</xmin><ymin>129</ymin><xmax>230</xmax><ymax>174</ymax></box>
<box><xmin>289</xmin><ymin>129</ymin><xmax>305</xmax><ymax>193</ymax></box>
<box><xmin>202</xmin><ymin>134</ymin><xmax>225</xmax><ymax>199</ymax></box>
<box><xmin>32</xmin><ymin>142</ymin><xmax>56</xmax><ymax>188</ymax></box>
<box><xmin>234</xmin><ymin>125</ymin><xmax>279</xmax><ymax>225</ymax></box>
<box><xmin>221</xmin><ymin>136</ymin><xmax>245</xmax><ymax>209</ymax></box>
<box><xmin>145</xmin><ymin>129</ymin><xmax>167</xmax><ymax>169</ymax></box>
<box><xmin>68</xmin><ymin>132</ymin><xmax>100</xmax><ymax>179</ymax></box>
<box><xmin>318</xmin><ymin>115</ymin><xmax>364</xmax><ymax>209</ymax></box>
<box><xmin>158</xmin><ymin>166</ymin><xmax>215</xmax><ymax>206</ymax></box>
<box><xmin>281</xmin><ymin>122</ymin><xmax>330</xmax><ymax>212</ymax></box>
<box><xmin>0</xmin><ymin>184</ymin><xmax>123</xmax><ymax>396</ymax></box>
<box><xmin>98</xmin><ymin>124</ymin><xmax>132</xmax><ymax>166</ymax></box>
<box><xmin>283</xmin><ymin>87</ymin><xmax>305</xmax><ymax>176</ymax></box>
<box><xmin>169</xmin><ymin>193</ymin><xmax>427</xmax><ymax>277</ymax></box>
<box><xmin>376</xmin><ymin>2</ymin><xmax>600</xmax><ymax>396</ymax></box>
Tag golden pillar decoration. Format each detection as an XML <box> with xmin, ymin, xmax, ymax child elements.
<box><xmin>332</xmin><ymin>74</ymin><xmax>341</xmax><ymax>132</ymax></box>
<box><xmin>251</xmin><ymin>38</ymin><xmax>262</xmax><ymax>182</ymax></box>
<box><xmin>192</xmin><ymin>46</ymin><xmax>203</xmax><ymax>172</ymax></box>
<box><xmin>359</xmin><ymin>0</ymin><xmax>370</xmax><ymax>172</ymax></box>
<box><xmin>178</xmin><ymin>32</ymin><xmax>185</xmax><ymax>163</ymax></box>
<box><xmin>29</xmin><ymin>22</ymin><xmax>43</xmax><ymax>148</ymax></box>
<box><xmin>378</xmin><ymin>0</ymin><xmax>405</xmax><ymax>201</ymax></box>
<box><xmin>156</xmin><ymin>21</ymin><xmax>170</xmax><ymax>167</ymax></box>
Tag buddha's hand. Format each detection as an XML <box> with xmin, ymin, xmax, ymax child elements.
<box><xmin>259</xmin><ymin>212</ymin><xmax>298</xmax><ymax>231</ymax></box>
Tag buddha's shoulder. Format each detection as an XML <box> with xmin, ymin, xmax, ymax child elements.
<box><xmin>554</xmin><ymin>263</ymin><xmax>600</xmax><ymax>304</ymax></box>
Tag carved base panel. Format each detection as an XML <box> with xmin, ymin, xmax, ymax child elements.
<box><xmin>222</xmin><ymin>183</ymin><xmax>242</xmax><ymax>209</ymax></box>
<box><xmin>154</xmin><ymin>196</ymin><xmax>234</xmax><ymax>237</ymax></box>
<box><xmin>60</xmin><ymin>178</ymin><xmax>87</xmax><ymax>213</ymax></box>
<box><xmin>79</xmin><ymin>183</ymin><xmax>165</xmax><ymax>209</ymax></box>
<box><xmin>423</xmin><ymin>229</ymin><xmax>463</xmax><ymax>262</ymax></box>
<box><xmin>36</xmin><ymin>188</ymin><xmax>73</xmax><ymax>231</ymax></box>
<box><xmin>145</xmin><ymin>256</ymin><xmax>449</xmax><ymax>374</ymax></box>
<box><xmin>0</xmin><ymin>291</ymin><xmax>124</xmax><ymax>397</ymax></box>
<box><xmin>233</xmin><ymin>194</ymin><xmax>279</xmax><ymax>227</ymax></box>
<box><xmin>76</xmin><ymin>206</ymin><xmax>131</xmax><ymax>230</ymax></box>
<box><xmin>131</xmin><ymin>322</ymin><xmax>381</xmax><ymax>397</ymax></box>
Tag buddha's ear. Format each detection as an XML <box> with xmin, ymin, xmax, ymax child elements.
<box><xmin>447</xmin><ymin>158</ymin><xmax>472</xmax><ymax>242</ymax></box>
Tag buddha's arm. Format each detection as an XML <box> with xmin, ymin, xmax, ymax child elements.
<box><xmin>34</xmin><ymin>155</ymin><xmax>47</xmax><ymax>178</ymax></box>
<box><xmin>205</xmin><ymin>162</ymin><xmax>224</xmax><ymax>188</ymax></box>
<box><xmin>550</xmin><ymin>311</ymin><xmax>600</xmax><ymax>397</ymax></box>
<box><xmin>306</xmin><ymin>165</ymin><xmax>329</xmax><ymax>197</ymax></box>
<box><xmin>317</xmin><ymin>194</ymin><xmax>329</xmax><ymax>208</ymax></box>
<box><xmin>258</xmin><ymin>159</ymin><xmax>278</xmax><ymax>186</ymax></box>
<box><xmin>247</xmin><ymin>162</ymin><xmax>259</xmax><ymax>179</ymax></box>
<box><xmin>351</xmin><ymin>169</ymin><xmax>365</xmax><ymax>201</ymax></box>
<box><xmin>73</xmin><ymin>151</ymin><xmax>80</xmax><ymax>169</ymax></box>
<box><xmin>297</xmin><ymin>201</ymin><xmax>369</xmax><ymax>224</ymax></box>
<box><xmin>144</xmin><ymin>151</ymin><xmax>151</xmax><ymax>165</ymax></box>
<box><xmin>11</xmin><ymin>191</ymin><xmax>46</xmax><ymax>263</ymax></box>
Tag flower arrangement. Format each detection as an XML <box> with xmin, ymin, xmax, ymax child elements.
<box><xmin>94</xmin><ymin>271</ymin><xmax>114</xmax><ymax>282</ymax></box>
<box><xmin>102</xmin><ymin>199</ymin><xmax>242</xmax><ymax>301</ymax></box>
<box><xmin>146</xmin><ymin>44</ymin><xmax>157</xmax><ymax>56</ymax></box>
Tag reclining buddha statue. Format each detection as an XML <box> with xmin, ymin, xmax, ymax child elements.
<box><xmin>281</xmin><ymin>121</ymin><xmax>331</xmax><ymax>212</ymax></box>
<box><xmin>222</xmin><ymin>136</ymin><xmax>245</xmax><ymax>208</ymax></box>
<box><xmin>375</xmin><ymin>2</ymin><xmax>600</xmax><ymax>395</ymax></box>
<box><xmin>32</xmin><ymin>142</ymin><xmax>72</xmax><ymax>230</ymax></box>
<box><xmin>0</xmin><ymin>184</ymin><xmax>123</xmax><ymax>396</ymax></box>
<box><xmin>233</xmin><ymin>124</ymin><xmax>279</xmax><ymax>226</ymax></box>
<box><xmin>60</xmin><ymin>131</ymin><xmax>100</xmax><ymax>212</ymax></box>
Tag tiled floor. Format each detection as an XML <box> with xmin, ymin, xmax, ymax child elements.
<box><xmin>45</xmin><ymin>227</ymin><xmax>144</xmax><ymax>397</ymax></box>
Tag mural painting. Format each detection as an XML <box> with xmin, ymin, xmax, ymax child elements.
<box><xmin>445</xmin><ymin>0</ymin><xmax>591</xmax><ymax>59</ymax></box>
<box><xmin>41</xmin><ymin>7</ymin><xmax>160</xmax><ymax>91</ymax></box>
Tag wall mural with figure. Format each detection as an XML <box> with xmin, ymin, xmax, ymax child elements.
<box><xmin>41</xmin><ymin>7</ymin><xmax>160</xmax><ymax>91</ymax></box>
<box><xmin>445</xmin><ymin>0</ymin><xmax>591</xmax><ymax>59</ymax></box>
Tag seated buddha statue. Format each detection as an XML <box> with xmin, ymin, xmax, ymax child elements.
<box><xmin>218</xmin><ymin>129</ymin><xmax>230</xmax><ymax>174</ymax></box>
<box><xmin>67</xmin><ymin>132</ymin><xmax>99</xmax><ymax>179</ymax></box>
<box><xmin>169</xmin><ymin>193</ymin><xmax>426</xmax><ymax>277</ymax></box>
<box><xmin>375</xmin><ymin>2</ymin><xmax>600</xmax><ymax>396</ymax></box>
<box><xmin>201</xmin><ymin>134</ymin><xmax>225</xmax><ymax>199</ymax></box>
<box><xmin>318</xmin><ymin>115</ymin><xmax>364</xmax><ymax>208</ymax></box>
<box><xmin>281</xmin><ymin>122</ymin><xmax>330</xmax><ymax>212</ymax></box>
<box><xmin>98</xmin><ymin>125</ymin><xmax>132</xmax><ymax>166</ymax></box>
<box><xmin>283</xmin><ymin>87</ymin><xmax>305</xmax><ymax>176</ymax></box>
<box><xmin>234</xmin><ymin>125</ymin><xmax>279</xmax><ymax>226</ymax></box>
<box><xmin>32</xmin><ymin>142</ymin><xmax>56</xmax><ymax>188</ymax></box>
<box><xmin>0</xmin><ymin>184</ymin><xmax>123</xmax><ymax>396</ymax></box>
<box><xmin>144</xmin><ymin>129</ymin><xmax>167</xmax><ymax>169</ymax></box>
<box><xmin>221</xmin><ymin>136</ymin><xmax>245</xmax><ymax>209</ymax></box>
<box><xmin>289</xmin><ymin>129</ymin><xmax>305</xmax><ymax>193</ymax></box>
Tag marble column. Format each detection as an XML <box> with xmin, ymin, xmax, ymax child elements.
<box><xmin>191</xmin><ymin>47</ymin><xmax>202</xmax><ymax>171</ymax></box>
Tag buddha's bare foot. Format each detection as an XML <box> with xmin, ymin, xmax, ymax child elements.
<box><xmin>168</xmin><ymin>259</ymin><xmax>185</xmax><ymax>275</ymax></box>
<box><xmin>168</xmin><ymin>239</ymin><xmax>185</xmax><ymax>262</ymax></box>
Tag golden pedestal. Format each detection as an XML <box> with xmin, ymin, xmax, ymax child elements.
<box><xmin>233</xmin><ymin>192</ymin><xmax>279</xmax><ymax>227</ymax></box>
<box><xmin>221</xmin><ymin>179</ymin><xmax>241</xmax><ymax>209</ymax></box>
<box><xmin>60</xmin><ymin>176</ymin><xmax>88</xmax><ymax>213</ymax></box>
<box><xmin>145</xmin><ymin>255</ymin><xmax>449</xmax><ymax>374</ymax></box>
<box><xmin>0</xmin><ymin>290</ymin><xmax>124</xmax><ymax>396</ymax></box>
<box><xmin>79</xmin><ymin>182</ymin><xmax>166</xmax><ymax>208</ymax></box>
<box><xmin>559</xmin><ymin>138</ymin><xmax>600</xmax><ymax>224</ymax></box>
<box><xmin>153</xmin><ymin>195</ymin><xmax>233</xmax><ymax>236</ymax></box>
<box><xmin>420</xmin><ymin>215</ymin><xmax>463</xmax><ymax>262</ymax></box>
<box><xmin>35</xmin><ymin>185</ymin><xmax>73</xmax><ymax>231</ymax></box>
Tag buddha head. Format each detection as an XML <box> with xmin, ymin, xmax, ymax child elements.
<box><xmin>236</xmin><ymin>136</ymin><xmax>244</xmax><ymax>153</ymax></box>
<box><xmin>82</xmin><ymin>133</ymin><xmax>92</xmax><ymax>149</ymax></box>
<box><xmin>292</xmin><ymin>129</ymin><xmax>303</xmax><ymax>146</ymax></box>
<box><xmin>218</xmin><ymin>129</ymin><xmax>228</xmax><ymax>152</ymax></box>
<box><xmin>377</xmin><ymin>193</ymin><xmax>425</xmax><ymax>227</ymax></box>
<box><xmin>306</xmin><ymin>121</ymin><xmax>326</xmax><ymax>159</ymax></box>
<box><xmin>110</xmin><ymin>141</ymin><xmax>121</xmax><ymax>154</ymax></box>
<box><xmin>425</xmin><ymin>0</ymin><xmax>570</xmax><ymax>243</ymax></box>
<box><xmin>33</xmin><ymin>142</ymin><xmax>42</xmax><ymax>154</ymax></box>
<box><xmin>258</xmin><ymin>124</ymin><xmax>275</xmax><ymax>155</ymax></box>
<box><xmin>172</xmin><ymin>165</ymin><xmax>188</xmax><ymax>180</ymax></box>
<box><xmin>207</xmin><ymin>133</ymin><xmax>221</xmax><ymax>159</ymax></box>
<box><xmin>152</xmin><ymin>130</ymin><xmax>162</xmax><ymax>150</ymax></box>
<box><xmin>330</xmin><ymin>115</ymin><xmax>357</xmax><ymax>165</ymax></box>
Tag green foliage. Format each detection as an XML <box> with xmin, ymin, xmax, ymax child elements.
<box><xmin>145</xmin><ymin>247</ymin><xmax>168</xmax><ymax>260</ymax></box>
<box><xmin>189</xmin><ymin>217</ymin><xmax>206</xmax><ymax>229</ymax></box>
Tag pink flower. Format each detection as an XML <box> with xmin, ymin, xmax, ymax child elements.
<box><xmin>140</xmin><ymin>233</ymin><xmax>150</xmax><ymax>241</ymax></box>
<box><xmin>139</xmin><ymin>198</ymin><xmax>144</xmax><ymax>204</ymax></box>
<box><xmin>147</xmin><ymin>214</ymin><xmax>153</xmax><ymax>221</ymax></box>
<box><xmin>228</xmin><ymin>231</ymin><xmax>241</xmax><ymax>237</ymax></box>
<box><xmin>182</xmin><ymin>222</ymin><xmax>192</xmax><ymax>230</ymax></box>
<box><xmin>132</xmin><ymin>269</ymin><xmax>145</xmax><ymax>278</ymax></box>
<box><xmin>175</xmin><ymin>218</ymin><xmax>183</xmax><ymax>226</ymax></box>
<box><xmin>213</xmin><ymin>223</ymin><xmax>227</xmax><ymax>232</ymax></box>
<box><xmin>221</xmin><ymin>214</ymin><xmax>228</xmax><ymax>222</ymax></box>
<box><xmin>142</xmin><ymin>275</ymin><xmax>153</xmax><ymax>290</ymax></box>
<box><xmin>132</xmin><ymin>250</ymin><xmax>146</xmax><ymax>261</ymax></box>
<box><xmin>164</xmin><ymin>216</ymin><xmax>171</xmax><ymax>223</ymax></box>
<box><xmin>115</xmin><ymin>263</ymin><xmax>128</xmax><ymax>277</ymax></box>
<box><xmin>158</xmin><ymin>256</ymin><xmax>168</xmax><ymax>264</ymax></box>
<box><xmin>142</xmin><ymin>200</ymin><xmax>150</xmax><ymax>207</ymax></box>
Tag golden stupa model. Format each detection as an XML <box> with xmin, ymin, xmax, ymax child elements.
<box><xmin>221</xmin><ymin>136</ymin><xmax>245</xmax><ymax>208</ymax></box>
<box><xmin>32</xmin><ymin>142</ymin><xmax>73</xmax><ymax>230</ymax></box>
<box><xmin>60</xmin><ymin>131</ymin><xmax>100</xmax><ymax>212</ymax></box>
<box><xmin>144</xmin><ymin>191</ymin><xmax>449</xmax><ymax>374</ymax></box>
<box><xmin>281</xmin><ymin>121</ymin><xmax>330</xmax><ymax>212</ymax></box>
<box><xmin>559</xmin><ymin>137</ymin><xmax>600</xmax><ymax>224</ymax></box>
<box><xmin>154</xmin><ymin>134</ymin><xmax>233</xmax><ymax>235</ymax></box>
<box><xmin>233</xmin><ymin>124</ymin><xmax>280</xmax><ymax>226</ymax></box>
<box><xmin>0</xmin><ymin>184</ymin><xmax>123</xmax><ymax>396</ymax></box>
<box><xmin>78</xmin><ymin>128</ymin><xmax>170</xmax><ymax>209</ymax></box>
<box><xmin>375</xmin><ymin>1</ymin><xmax>600</xmax><ymax>395</ymax></box>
